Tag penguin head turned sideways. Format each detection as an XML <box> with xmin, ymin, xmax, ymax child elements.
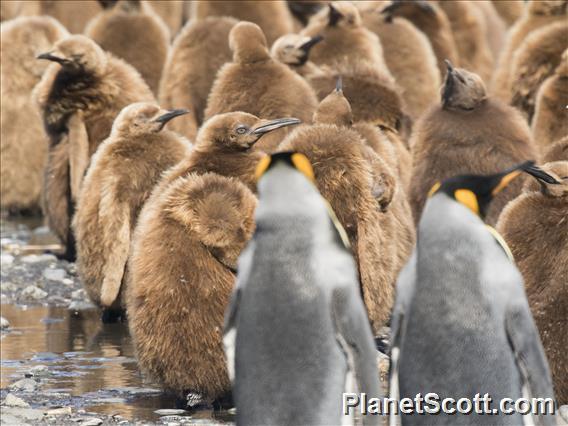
<box><xmin>441</xmin><ymin>60</ymin><xmax>487</xmax><ymax>111</ymax></box>
<box><xmin>111</xmin><ymin>102</ymin><xmax>189</xmax><ymax>137</ymax></box>
<box><xmin>197</xmin><ymin>112</ymin><xmax>301</xmax><ymax>152</ymax></box>
<box><xmin>254</xmin><ymin>151</ymin><xmax>351</xmax><ymax>249</ymax></box>
<box><xmin>271</xmin><ymin>33</ymin><xmax>324</xmax><ymax>67</ymax></box>
<box><xmin>37</xmin><ymin>35</ymin><xmax>108</xmax><ymax>75</ymax></box>
<box><xmin>428</xmin><ymin>161</ymin><xmax>560</xmax><ymax>219</ymax></box>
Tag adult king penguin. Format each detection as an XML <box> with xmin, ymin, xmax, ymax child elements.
<box><xmin>224</xmin><ymin>152</ymin><xmax>381</xmax><ymax>426</ymax></box>
<box><xmin>389</xmin><ymin>162</ymin><xmax>556</xmax><ymax>426</ymax></box>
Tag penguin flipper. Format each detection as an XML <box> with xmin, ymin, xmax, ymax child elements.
<box><xmin>99</xmin><ymin>196</ymin><xmax>130</xmax><ymax>307</ymax></box>
<box><xmin>222</xmin><ymin>287</ymin><xmax>240</xmax><ymax>384</ymax></box>
<box><xmin>505</xmin><ymin>307</ymin><xmax>556</xmax><ymax>425</ymax></box>
<box><xmin>331</xmin><ymin>286</ymin><xmax>383</xmax><ymax>406</ymax></box>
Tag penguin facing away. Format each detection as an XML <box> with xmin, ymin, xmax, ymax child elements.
<box><xmin>390</xmin><ymin>162</ymin><xmax>556</xmax><ymax>426</ymax></box>
<box><xmin>224</xmin><ymin>152</ymin><xmax>381</xmax><ymax>426</ymax></box>
<box><xmin>72</xmin><ymin>103</ymin><xmax>191</xmax><ymax>316</ymax></box>
<box><xmin>497</xmin><ymin>161</ymin><xmax>568</xmax><ymax>404</ymax></box>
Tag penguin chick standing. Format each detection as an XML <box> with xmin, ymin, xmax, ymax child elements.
<box><xmin>33</xmin><ymin>35</ymin><xmax>154</xmax><ymax>260</ymax></box>
<box><xmin>205</xmin><ymin>22</ymin><xmax>318</xmax><ymax>153</ymax></box>
<box><xmin>224</xmin><ymin>152</ymin><xmax>381</xmax><ymax>425</ymax></box>
<box><xmin>126</xmin><ymin>172</ymin><xmax>257</xmax><ymax>400</ymax></box>
<box><xmin>72</xmin><ymin>103</ymin><xmax>191</xmax><ymax>315</ymax></box>
<box><xmin>361</xmin><ymin>7</ymin><xmax>440</xmax><ymax>120</ymax></box>
<box><xmin>409</xmin><ymin>61</ymin><xmax>537</xmax><ymax>226</ymax></box>
<box><xmin>191</xmin><ymin>0</ymin><xmax>294</xmax><ymax>45</ymax></box>
<box><xmin>380</xmin><ymin>0</ymin><xmax>459</xmax><ymax>80</ymax></box>
<box><xmin>85</xmin><ymin>0</ymin><xmax>170</xmax><ymax>95</ymax></box>
<box><xmin>159</xmin><ymin>16</ymin><xmax>238</xmax><ymax>141</ymax></box>
<box><xmin>497</xmin><ymin>161</ymin><xmax>568</xmax><ymax>404</ymax></box>
<box><xmin>390</xmin><ymin>164</ymin><xmax>556</xmax><ymax>426</ymax></box>
<box><xmin>0</xmin><ymin>16</ymin><xmax>68</xmax><ymax>213</ymax></box>
<box><xmin>532</xmin><ymin>49</ymin><xmax>568</xmax><ymax>152</ymax></box>
<box><xmin>509</xmin><ymin>21</ymin><xmax>568</xmax><ymax>122</ymax></box>
<box><xmin>301</xmin><ymin>1</ymin><xmax>393</xmax><ymax>79</ymax></box>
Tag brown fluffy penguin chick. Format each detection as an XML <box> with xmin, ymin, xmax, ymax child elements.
<box><xmin>126</xmin><ymin>172</ymin><xmax>256</xmax><ymax>399</ymax></box>
<box><xmin>270</xmin><ymin>33</ymin><xmax>324</xmax><ymax>78</ymax></box>
<box><xmin>33</xmin><ymin>35</ymin><xmax>154</xmax><ymax>260</ymax></box>
<box><xmin>360</xmin><ymin>7</ymin><xmax>440</xmax><ymax>120</ymax></box>
<box><xmin>436</xmin><ymin>0</ymin><xmax>494</xmax><ymax>83</ymax></box>
<box><xmin>204</xmin><ymin>22</ymin><xmax>317</xmax><ymax>153</ymax></box>
<box><xmin>497</xmin><ymin>161</ymin><xmax>568</xmax><ymax>404</ymax></box>
<box><xmin>409</xmin><ymin>61</ymin><xmax>538</xmax><ymax>226</ymax></box>
<box><xmin>0</xmin><ymin>16</ymin><xmax>68</xmax><ymax>213</ymax></box>
<box><xmin>491</xmin><ymin>0</ymin><xmax>567</xmax><ymax>100</ymax></box>
<box><xmin>85</xmin><ymin>0</ymin><xmax>170</xmax><ymax>95</ymax></box>
<box><xmin>191</xmin><ymin>0</ymin><xmax>294</xmax><ymax>45</ymax></box>
<box><xmin>532</xmin><ymin>49</ymin><xmax>568</xmax><ymax>152</ymax></box>
<box><xmin>156</xmin><ymin>112</ymin><xmax>301</xmax><ymax>195</ymax></box>
<box><xmin>491</xmin><ymin>0</ymin><xmax>525</xmax><ymax>27</ymax></box>
<box><xmin>159</xmin><ymin>16</ymin><xmax>237</xmax><ymax>141</ymax></box>
<box><xmin>544</xmin><ymin>136</ymin><xmax>568</xmax><ymax>163</ymax></box>
<box><xmin>509</xmin><ymin>21</ymin><xmax>568</xmax><ymax>122</ymax></box>
<box><xmin>380</xmin><ymin>0</ymin><xmax>459</xmax><ymax>80</ymax></box>
<box><xmin>18</xmin><ymin>0</ymin><xmax>102</xmax><ymax>34</ymax></box>
<box><xmin>279</xmin><ymin>118</ymin><xmax>415</xmax><ymax>333</ymax></box>
<box><xmin>72</xmin><ymin>103</ymin><xmax>191</xmax><ymax>311</ymax></box>
<box><xmin>147</xmin><ymin>0</ymin><xmax>185</xmax><ymax>36</ymax></box>
<box><xmin>301</xmin><ymin>1</ymin><xmax>393</xmax><ymax>79</ymax></box>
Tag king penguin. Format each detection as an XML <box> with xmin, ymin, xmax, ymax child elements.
<box><xmin>390</xmin><ymin>162</ymin><xmax>556</xmax><ymax>426</ymax></box>
<box><xmin>224</xmin><ymin>152</ymin><xmax>381</xmax><ymax>426</ymax></box>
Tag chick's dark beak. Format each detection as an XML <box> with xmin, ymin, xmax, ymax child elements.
<box><xmin>36</xmin><ymin>52</ymin><xmax>67</xmax><ymax>64</ymax></box>
<box><xmin>251</xmin><ymin>118</ymin><xmax>302</xmax><ymax>136</ymax></box>
<box><xmin>524</xmin><ymin>164</ymin><xmax>561</xmax><ymax>185</ymax></box>
<box><xmin>299</xmin><ymin>35</ymin><xmax>324</xmax><ymax>54</ymax></box>
<box><xmin>442</xmin><ymin>59</ymin><xmax>456</xmax><ymax>105</ymax></box>
<box><xmin>154</xmin><ymin>109</ymin><xmax>189</xmax><ymax>124</ymax></box>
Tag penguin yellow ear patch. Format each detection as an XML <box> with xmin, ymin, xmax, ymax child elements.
<box><xmin>254</xmin><ymin>156</ymin><xmax>272</xmax><ymax>181</ymax></box>
<box><xmin>291</xmin><ymin>153</ymin><xmax>315</xmax><ymax>182</ymax></box>
<box><xmin>454</xmin><ymin>189</ymin><xmax>479</xmax><ymax>215</ymax></box>
<box><xmin>428</xmin><ymin>182</ymin><xmax>441</xmax><ymax>197</ymax></box>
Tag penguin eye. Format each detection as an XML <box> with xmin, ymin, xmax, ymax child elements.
<box><xmin>236</xmin><ymin>125</ymin><xmax>249</xmax><ymax>135</ymax></box>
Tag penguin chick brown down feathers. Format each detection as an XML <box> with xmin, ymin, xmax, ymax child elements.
<box><xmin>409</xmin><ymin>62</ymin><xmax>538</xmax><ymax>226</ymax></box>
<box><xmin>159</xmin><ymin>16</ymin><xmax>237</xmax><ymax>141</ymax></box>
<box><xmin>72</xmin><ymin>103</ymin><xmax>191</xmax><ymax>310</ymax></box>
<box><xmin>126</xmin><ymin>173</ymin><xmax>257</xmax><ymax>398</ymax></box>
<box><xmin>85</xmin><ymin>0</ymin><xmax>171</xmax><ymax>95</ymax></box>
<box><xmin>279</xmin><ymin>117</ymin><xmax>415</xmax><ymax>333</ymax></box>
<box><xmin>33</xmin><ymin>35</ymin><xmax>154</xmax><ymax>259</ymax></box>
<box><xmin>205</xmin><ymin>22</ymin><xmax>318</xmax><ymax>153</ymax></box>
<box><xmin>224</xmin><ymin>152</ymin><xmax>381</xmax><ymax>425</ymax></box>
<box><xmin>0</xmin><ymin>16</ymin><xmax>69</xmax><ymax>212</ymax></box>
<box><xmin>544</xmin><ymin>136</ymin><xmax>568</xmax><ymax>163</ymax></box>
<box><xmin>497</xmin><ymin>161</ymin><xmax>568</xmax><ymax>404</ymax></box>
<box><xmin>390</xmin><ymin>165</ymin><xmax>556</xmax><ymax>426</ymax></box>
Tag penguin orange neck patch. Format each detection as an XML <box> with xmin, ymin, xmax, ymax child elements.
<box><xmin>454</xmin><ymin>189</ymin><xmax>479</xmax><ymax>215</ymax></box>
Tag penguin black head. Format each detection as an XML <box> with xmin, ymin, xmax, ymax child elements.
<box><xmin>327</xmin><ymin>1</ymin><xmax>362</xmax><ymax>27</ymax></box>
<box><xmin>112</xmin><ymin>102</ymin><xmax>189</xmax><ymax>136</ymax></box>
<box><xmin>441</xmin><ymin>60</ymin><xmax>487</xmax><ymax>111</ymax></box>
<box><xmin>198</xmin><ymin>112</ymin><xmax>301</xmax><ymax>152</ymax></box>
<box><xmin>428</xmin><ymin>161</ymin><xmax>556</xmax><ymax>218</ymax></box>
<box><xmin>271</xmin><ymin>34</ymin><xmax>324</xmax><ymax>66</ymax></box>
<box><xmin>37</xmin><ymin>35</ymin><xmax>108</xmax><ymax>74</ymax></box>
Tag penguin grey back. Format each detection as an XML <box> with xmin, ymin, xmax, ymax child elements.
<box><xmin>225</xmin><ymin>156</ymin><xmax>380</xmax><ymax>425</ymax></box>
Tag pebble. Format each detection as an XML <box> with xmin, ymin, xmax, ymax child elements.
<box><xmin>28</xmin><ymin>365</ymin><xmax>50</xmax><ymax>377</ymax></box>
<box><xmin>62</xmin><ymin>278</ymin><xmax>74</xmax><ymax>286</ymax></box>
<box><xmin>43</xmin><ymin>268</ymin><xmax>67</xmax><ymax>282</ymax></box>
<box><xmin>21</xmin><ymin>254</ymin><xmax>57</xmax><ymax>264</ymax></box>
<box><xmin>559</xmin><ymin>405</ymin><xmax>568</xmax><ymax>423</ymax></box>
<box><xmin>46</xmin><ymin>407</ymin><xmax>72</xmax><ymax>416</ymax></box>
<box><xmin>10</xmin><ymin>378</ymin><xmax>37</xmax><ymax>392</ymax></box>
<box><xmin>1</xmin><ymin>407</ymin><xmax>45</xmax><ymax>421</ymax></box>
<box><xmin>154</xmin><ymin>409</ymin><xmax>187</xmax><ymax>416</ymax></box>
<box><xmin>68</xmin><ymin>300</ymin><xmax>96</xmax><ymax>311</ymax></box>
<box><xmin>1</xmin><ymin>253</ymin><xmax>14</xmax><ymax>266</ymax></box>
<box><xmin>21</xmin><ymin>285</ymin><xmax>48</xmax><ymax>300</ymax></box>
<box><xmin>81</xmin><ymin>418</ymin><xmax>103</xmax><ymax>426</ymax></box>
<box><xmin>1</xmin><ymin>281</ymin><xmax>17</xmax><ymax>292</ymax></box>
<box><xmin>1</xmin><ymin>316</ymin><xmax>9</xmax><ymax>329</ymax></box>
<box><xmin>71</xmin><ymin>289</ymin><xmax>87</xmax><ymax>300</ymax></box>
<box><xmin>2</xmin><ymin>393</ymin><xmax>30</xmax><ymax>407</ymax></box>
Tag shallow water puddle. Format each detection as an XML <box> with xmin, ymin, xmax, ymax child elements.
<box><xmin>1</xmin><ymin>304</ymin><xmax>233</xmax><ymax>423</ymax></box>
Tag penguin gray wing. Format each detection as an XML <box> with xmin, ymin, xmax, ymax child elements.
<box><xmin>505</xmin><ymin>305</ymin><xmax>556</xmax><ymax>426</ymax></box>
<box><xmin>331</xmin><ymin>285</ymin><xmax>383</xmax><ymax>405</ymax></box>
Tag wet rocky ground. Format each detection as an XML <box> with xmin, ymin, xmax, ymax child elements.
<box><xmin>1</xmin><ymin>217</ymin><xmax>232</xmax><ymax>425</ymax></box>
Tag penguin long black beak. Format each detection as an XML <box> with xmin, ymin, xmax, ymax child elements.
<box><xmin>442</xmin><ymin>60</ymin><xmax>456</xmax><ymax>105</ymax></box>
<box><xmin>299</xmin><ymin>35</ymin><xmax>323</xmax><ymax>54</ymax></box>
<box><xmin>154</xmin><ymin>109</ymin><xmax>189</xmax><ymax>124</ymax></box>
<box><xmin>36</xmin><ymin>52</ymin><xmax>67</xmax><ymax>64</ymax></box>
<box><xmin>328</xmin><ymin>3</ymin><xmax>343</xmax><ymax>26</ymax></box>
<box><xmin>250</xmin><ymin>118</ymin><xmax>301</xmax><ymax>136</ymax></box>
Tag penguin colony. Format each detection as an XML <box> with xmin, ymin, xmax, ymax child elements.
<box><xmin>0</xmin><ymin>0</ymin><xmax>566</xmax><ymax>422</ymax></box>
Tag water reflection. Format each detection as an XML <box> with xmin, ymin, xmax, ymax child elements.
<box><xmin>0</xmin><ymin>304</ymin><xmax>232</xmax><ymax>423</ymax></box>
